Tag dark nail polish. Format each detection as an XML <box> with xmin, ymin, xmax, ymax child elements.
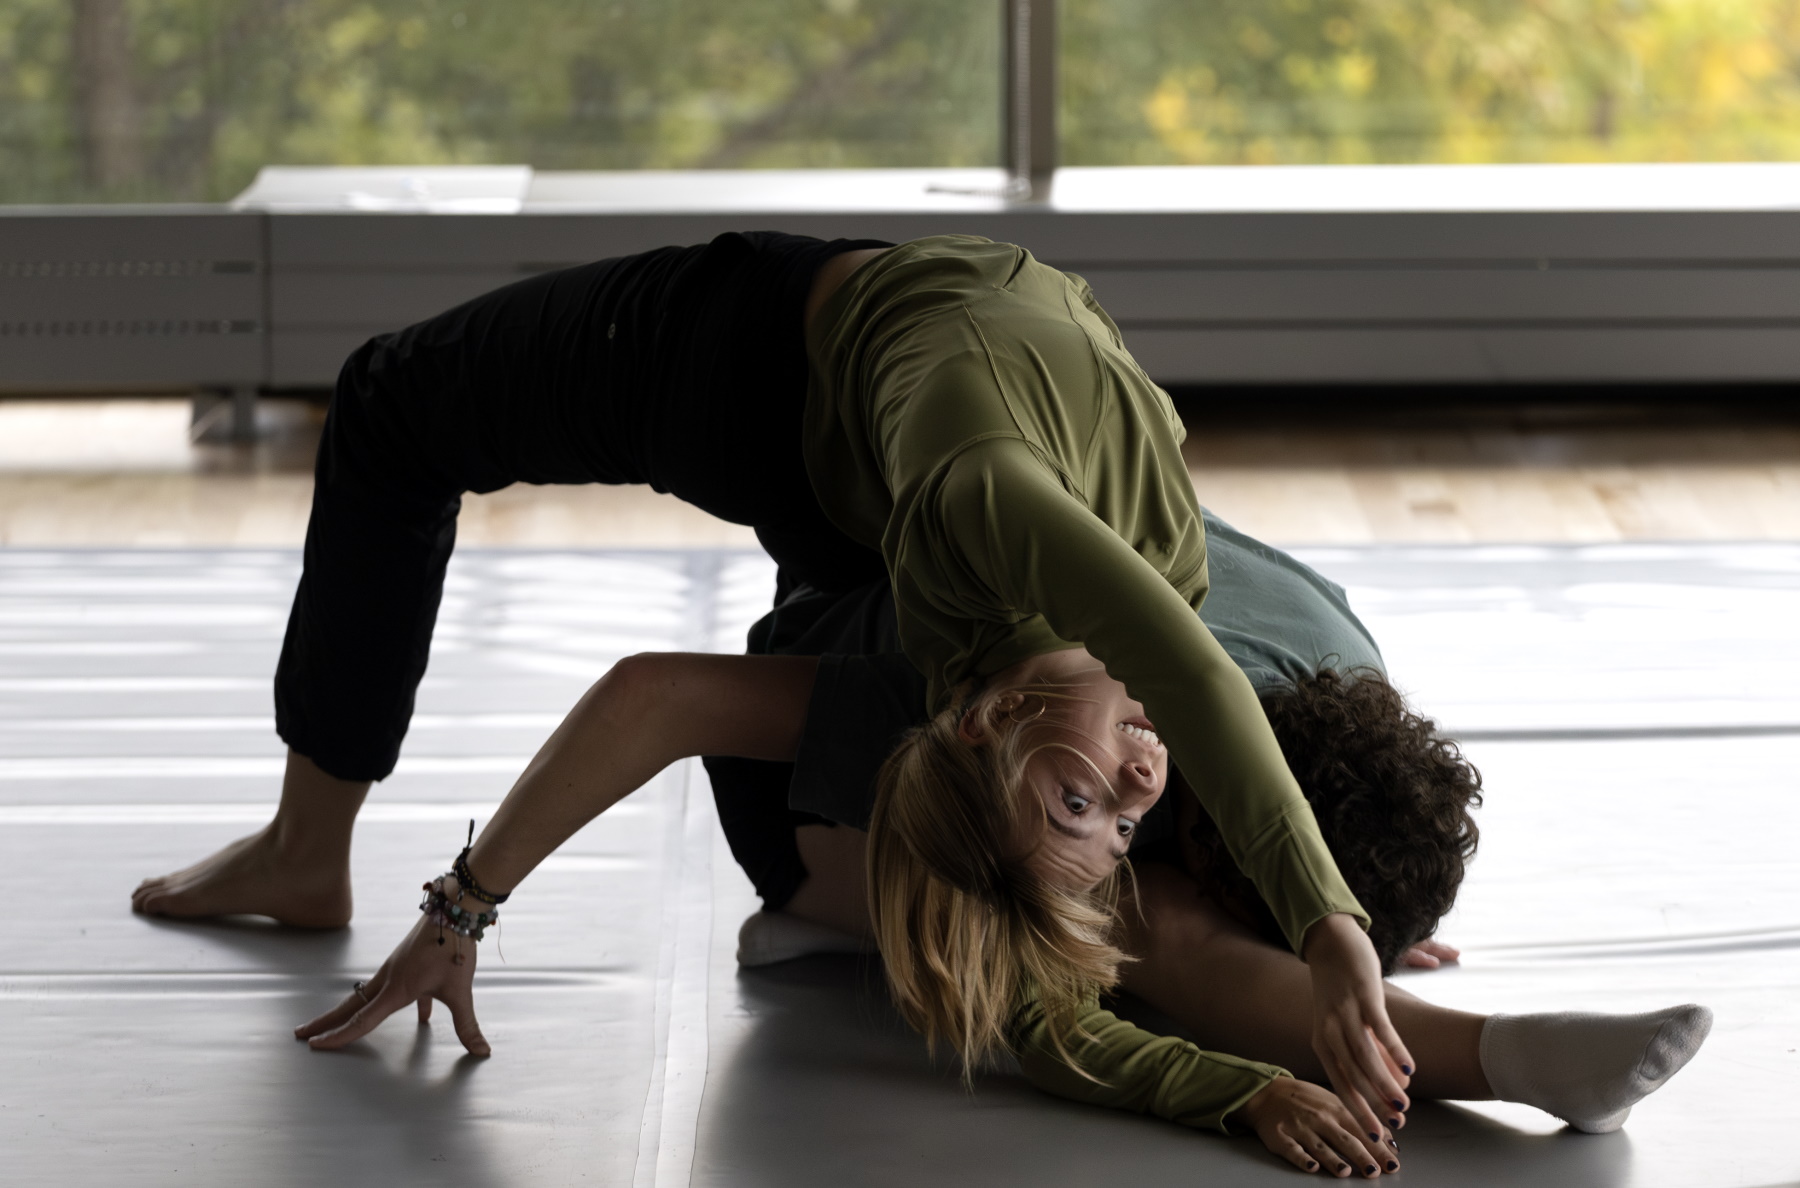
<box><xmin>1365</xmin><ymin>1166</ymin><xmax>1378</xmax><ymax>1176</ymax></box>
<box><xmin>1400</xmin><ymin>1064</ymin><xmax>1413</xmax><ymax>1076</ymax></box>
<box><xmin>1387</xmin><ymin>1161</ymin><xmax>1399</xmax><ymax>1172</ymax></box>
<box><xmin>1391</xmin><ymin>1098</ymin><xmax>1405</xmax><ymax>1110</ymax></box>
<box><xmin>1307</xmin><ymin>1160</ymin><xmax>1319</xmax><ymax>1170</ymax></box>
<box><xmin>1388</xmin><ymin>1139</ymin><xmax>1399</xmax><ymax>1150</ymax></box>
<box><xmin>1369</xmin><ymin>1132</ymin><xmax>1381</xmax><ymax>1141</ymax></box>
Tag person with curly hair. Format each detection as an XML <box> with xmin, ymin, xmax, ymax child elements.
<box><xmin>710</xmin><ymin>508</ymin><xmax>1478</xmax><ymax>982</ymax></box>
<box><xmin>701</xmin><ymin>511</ymin><xmax>1704</xmax><ymax>1161</ymax></box>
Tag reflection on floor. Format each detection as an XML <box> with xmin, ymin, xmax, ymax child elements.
<box><xmin>1</xmin><ymin>546</ymin><xmax>1795</xmax><ymax>1186</ymax></box>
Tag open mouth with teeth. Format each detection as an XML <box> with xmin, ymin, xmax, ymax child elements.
<box><xmin>1116</xmin><ymin>720</ymin><xmax>1162</xmax><ymax>749</ymax></box>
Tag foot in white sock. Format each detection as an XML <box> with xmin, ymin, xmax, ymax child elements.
<box><xmin>1479</xmin><ymin>1003</ymin><xmax>1713</xmax><ymax>1133</ymax></box>
<box><xmin>736</xmin><ymin>910</ymin><xmax>874</xmax><ymax>968</ymax></box>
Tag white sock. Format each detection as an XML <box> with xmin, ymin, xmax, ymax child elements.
<box><xmin>1478</xmin><ymin>1004</ymin><xmax>1713</xmax><ymax>1133</ymax></box>
<box><xmin>735</xmin><ymin>910</ymin><xmax>874</xmax><ymax>968</ymax></box>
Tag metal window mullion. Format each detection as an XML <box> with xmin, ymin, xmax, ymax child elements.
<box><xmin>1004</xmin><ymin>0</ymin><xmax>1057</xmax><ymax>201</ymax></box>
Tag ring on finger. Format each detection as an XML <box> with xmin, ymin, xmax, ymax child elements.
<box><xmin>352</xmin><ymin>979</ymin><xmax>370</xmax><ymax>1003</ymax></box>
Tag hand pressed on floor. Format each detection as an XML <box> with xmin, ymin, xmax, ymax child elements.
<box><xmin>295</xmin><ymin>913</ymin><xmax>491</xmax><ymax>1057</ymax></box>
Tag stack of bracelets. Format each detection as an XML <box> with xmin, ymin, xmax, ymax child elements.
<box><xmin>419</xmin><ymin>820</ymin><xmax>510</xmax><ymax>950</ymax></box>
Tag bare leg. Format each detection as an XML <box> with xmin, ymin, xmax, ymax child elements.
<box><xmin>1119</xmin><ymin>861</ymin><xmax>1493</xmax><ymax>1103</ymax></box>
<box><xmin>131</xmin><ymin>749</ymin><xmax>368</xmax><ymax>928</ymax></box>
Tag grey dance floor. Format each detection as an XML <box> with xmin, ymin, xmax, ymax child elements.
<box><xmin>2</xmin><ymin>544</ymin><xmax>1796</xmax><ymax>1187</ymax></box>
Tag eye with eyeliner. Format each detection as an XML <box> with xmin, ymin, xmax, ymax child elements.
<box><xmin>1056</xmin><ymin>785</ymin><xmax>1141</xmax><ymax>863</ymax></box>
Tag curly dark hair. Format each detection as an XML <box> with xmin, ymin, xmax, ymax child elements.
<box><xmin>1180</xmin><ymin>667</ymin><xmax>1482</xmax><ymax>975</ymax></box>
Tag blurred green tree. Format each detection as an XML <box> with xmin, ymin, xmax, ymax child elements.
<box><xmin>1062</xmin><ymin>0</ymin><xmax>1800</xmax><ymax>164</ymax></box>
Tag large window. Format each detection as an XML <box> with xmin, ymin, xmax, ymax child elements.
<box><xmin>1</xmin><ymin>0</ymin><xmax>998</xmax><ymax>203</ymax></box>
<box><xmin>8</xmin><ymin>0</ymin><xmax>1800</xmax><ymax>205</ymax></box>
<box><xmin>1062</xmin><ymin>0</ymin><xmax>1800</xmax><ymax>165</ymax></box>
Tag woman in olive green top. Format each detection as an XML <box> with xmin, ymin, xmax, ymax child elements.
<box><xmin>804</xmin><ymin>236</ymin><xmax>1404</xmax><ymax>1121</ymax></box>
<box><xmin>267</xmin><ymin>232</ymin><xmax>1405</xmax><ymax>1161</ymax></box>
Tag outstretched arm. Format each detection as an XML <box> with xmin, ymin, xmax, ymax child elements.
<box><xmin>295</xmin><ymin>652</ymin><xmax>818</xmax><ymax>1052</ymax></box>
<box><xmin>466</xmin><ymin>652</ymin><xmax>816</xmax><ymax>895</ymax></box>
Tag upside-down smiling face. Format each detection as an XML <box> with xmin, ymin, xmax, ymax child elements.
<box><xmin>960</xmin><ymin>648</ymin><xmax>1169</xmax><ymax>891</ymax></box>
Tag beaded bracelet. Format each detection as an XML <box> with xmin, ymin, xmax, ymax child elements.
<box><xmin>420</xmin><ymin>876</ymin><xmax>498</xmax><ymax>943</ymax></box>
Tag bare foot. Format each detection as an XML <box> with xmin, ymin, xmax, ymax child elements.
<box><xmin>133</xmin><ymin>825</ymin><xmax>353</xmax><ymax>929</ymax></box>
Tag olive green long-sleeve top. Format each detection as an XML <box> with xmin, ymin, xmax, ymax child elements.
<box><xmin>1010</xmin><ymin>995</ymin><xmax>1290</xmax><ymax>1134</ymax></box>
<box><xmin>803</xmin><ymin>235</ymin><xmax>1364</xmax><ymax>1127</ymax></box>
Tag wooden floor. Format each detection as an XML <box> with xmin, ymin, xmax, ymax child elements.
<box><xmin>1</xmin><ymin>395</ymin><xmax>1796</xmax><ymax>547</ymax></box>
<box><xmin>1182</xmin><ymin>398</ymin><xmax>1800</xmax><ymax>544</ymax></box>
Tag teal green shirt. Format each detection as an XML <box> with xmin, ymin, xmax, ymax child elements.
<box><xmin>1197</xmin><ymin>512</ymin><xmax>1384</xmax><ymax>693</ymax></box>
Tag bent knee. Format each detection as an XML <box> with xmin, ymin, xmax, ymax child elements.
<box><xmin>592</xmin><ymin>652</ymin><xmax>681</xmax><ymax>721</ymax></box>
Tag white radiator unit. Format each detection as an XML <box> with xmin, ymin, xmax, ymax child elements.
<box><xmin>0</xmin><ymin>209</ymin><xmax>264</xmax><ymax>391</ymax></box>
<box><xmin>6</xmin><ymin>164</ymin><xmax>1800</xmax><ymax>399</ymax></box>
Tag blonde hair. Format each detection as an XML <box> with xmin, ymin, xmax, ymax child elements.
<box><xmin>866</xmin><ymin>681</ymin><xmax>1132</xmax><ymax>1083</ymax></box>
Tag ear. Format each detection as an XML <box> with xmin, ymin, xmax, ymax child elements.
<box><xmin>960</xmin><ymin>691</ymin><xmax>1025</xmax><ymax>745</ymax></box>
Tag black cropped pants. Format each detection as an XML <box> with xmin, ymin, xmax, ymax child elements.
<box><xmin>275</xmin><ymin>231</ymin><xmax>889</xmax><ymax>782</ymax></box>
